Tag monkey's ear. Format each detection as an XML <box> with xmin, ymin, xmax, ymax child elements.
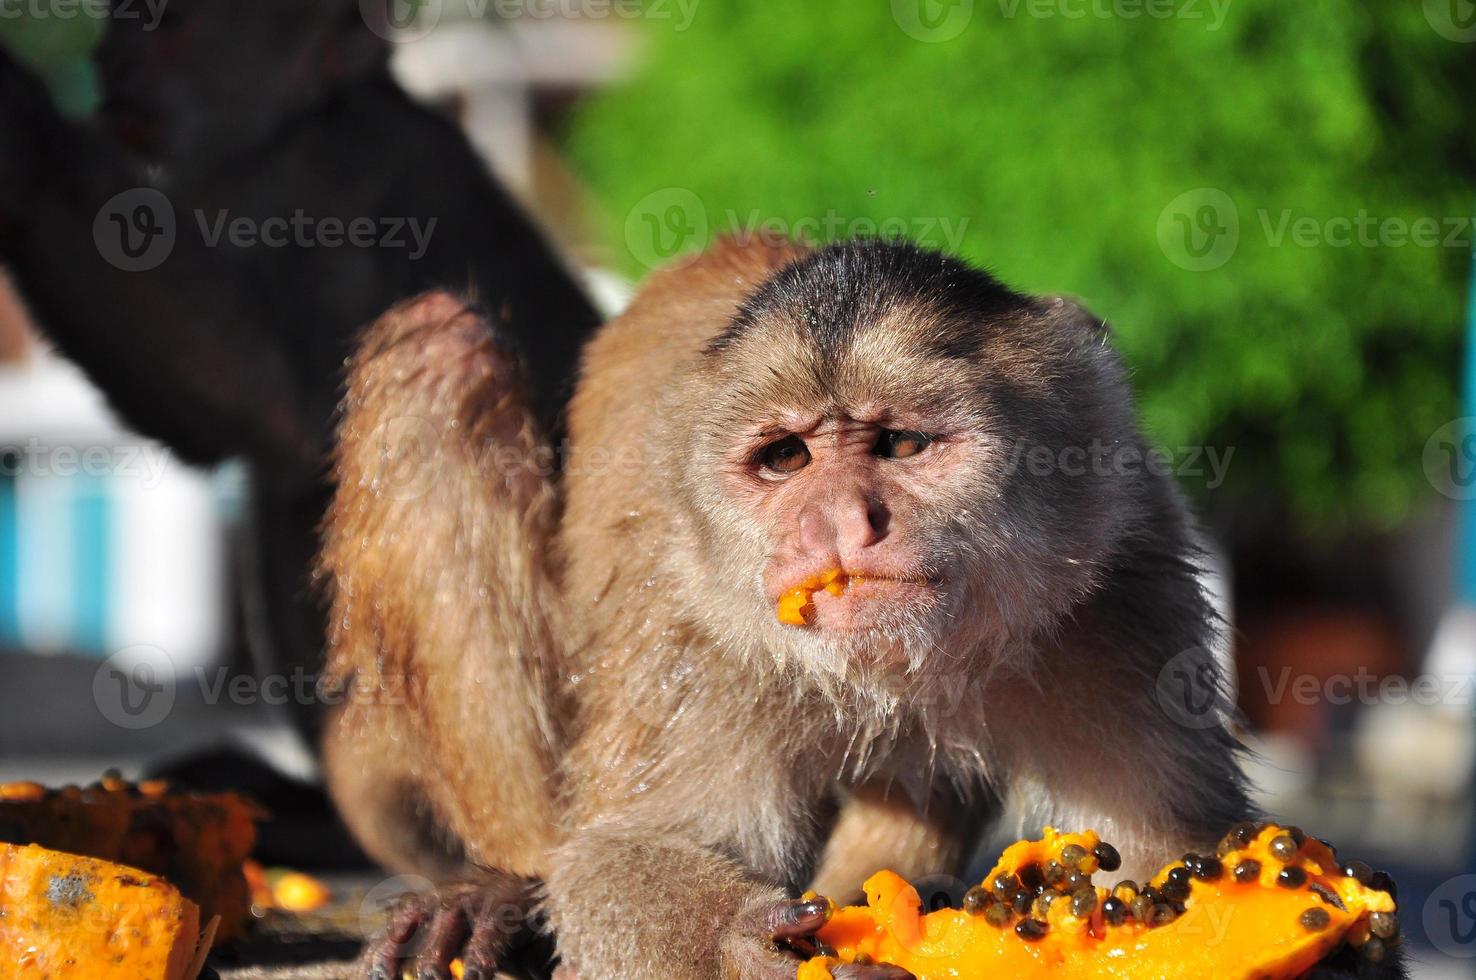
<box><xmin>1041</xmin><ymin>295</ymin><xmax>1111</xmax><ymax>341</ymax></box>
<box><xmin>321</xmin><ymin>1</ymin><xmax>392</xmax><ymax>82</ymax></box>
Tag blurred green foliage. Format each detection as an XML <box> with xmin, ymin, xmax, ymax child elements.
<box><xmin>564</xmin><ymin>1</ymin><xmax>1475</xmax><ymax>534</ymax></box>
<box><xmin>0</xmin><ymin>11</ymin><xmax>100</xmax><ymax>114</ymax></box>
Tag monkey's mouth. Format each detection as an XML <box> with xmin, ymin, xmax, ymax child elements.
<box><xmin>775</xmin><ymin>568</ymin><xmax>937</xmax><ymax>629</ymax></box>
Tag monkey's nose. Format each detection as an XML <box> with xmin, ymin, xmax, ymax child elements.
<box><xmin>798</xmin><ymin>493</ymin><xmax>888</xmax><ymax>556</ymax></box>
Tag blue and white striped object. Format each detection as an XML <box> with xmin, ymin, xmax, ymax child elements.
<box><xmin>0</xmin><ymin>353</ymin><xmax>228</xmax><ymax>669</ymax></box>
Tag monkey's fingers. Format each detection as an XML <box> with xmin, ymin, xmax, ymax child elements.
<box><xmin>412</xmin><ymin>903</ymin><xmax>472</xmax><ymax>980</ymax></box>
<box><xmin>458</xmin><ymin>899</ymin><xmax>526</xmax><ymax>980</ymax></box>
<box><xmin>361</xmin><ymin>899</ymin><xmax>428</xmax><ymax>980</ymax></box>
<box><xmin>766</xmin><ymin>897</ymin><xmax>831</xmax><ymax>942</ymax></box>
<box><xmin>360</xmin><ymin>875</ymin><xmax>536</xmax><ymax>980</ymax></box>
<box><xmin>831</xmin><ymin>966</ymin><xmax>916</xmax><ymax>979</ymax></box>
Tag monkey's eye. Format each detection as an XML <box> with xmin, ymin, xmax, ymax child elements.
<box><xmin>757</xmin><ymin>436</ymin><xmax>811</xmax><ymax>474</ymax></box>
<box><xmin>875</xmin><ymin>430</ymin><xmax>934</xmax><ymax>460</ymax></box>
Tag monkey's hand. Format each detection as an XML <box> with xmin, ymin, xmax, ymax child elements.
<box><xmin>0</xmin><ymin>46</ymin><xmax>62</xmax><ymax>219</ymax></box>
<box><xmin>744</xmin><ymin>896</ymin><xmax>915</xmax><ymax>980</ymax></box>
<box><xmin>358</xmin><ymin>871</ymin><xmax>539</xmax><ymax>980</ymax></box>
<box><xmin>548</xmin><ymin>828</ymin><xmax>913</xmax><ymax>980</ymax></box>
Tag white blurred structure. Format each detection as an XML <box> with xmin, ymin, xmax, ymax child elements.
<box><xmin>0</xmin><ymin>344</ymin><xmax>228</xmax><ymax>670</ymax></box>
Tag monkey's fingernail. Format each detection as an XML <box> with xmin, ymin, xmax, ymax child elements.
<box><xmin>834</xmin><ymin>967</ymin><xmax>915</xmax><ymax>980</ymax></box>
<box><xmin>771</xmin><ymin>897</ymin><xmax>830</xmax><ymax>936</ymax></box>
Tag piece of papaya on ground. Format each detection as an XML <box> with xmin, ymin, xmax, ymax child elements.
<box><xmin>0</xmin><ymin>775</ymin><xmax>262</xmax><ymax>942</ymax></box>
<box><xmin>801</xmin><ymin>824</ymin><xmax>1399</xmax><ymax>980</ymax></box>
<box><xmin>0</xmin><ymin>842</ymin><xmax>207</xmax><ymax>979</ymax></box>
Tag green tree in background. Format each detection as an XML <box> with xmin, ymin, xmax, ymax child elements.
<box><xmin>564</xmin><ymin>1</ymin><xmax>1475</xmax><ymax>534</ymax></box>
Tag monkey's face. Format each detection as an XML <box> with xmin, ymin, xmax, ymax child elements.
<box><xmin>673</xmin><ymin>242</ymin><xmax>1137</xmax><ymax>679</ymax></box>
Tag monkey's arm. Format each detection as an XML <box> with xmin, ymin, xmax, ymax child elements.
<box><xmin>549</xmin><ymin>822</ymin><xmax>911</xmax><ymax>980</ymax></box>
<box><xmin>808</xmin><ymin>781</ymin><xmax>984</xmax><ymax>904</ymax></box>
<box><xmin>546</xmin><ymin>705</ymin><xmax>911</xmax><ymax>980</ymax></box>
<box><xmin>0</xmin><ymin>46</ymin><xmax>317</xmax><ymax>476</ymax></box>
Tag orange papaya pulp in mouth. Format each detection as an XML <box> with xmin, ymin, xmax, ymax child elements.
<box><xmin>797</xmin><ymin>825</ymin><xmax>1398</xmax><ymax>980</ymax></box>
<box><xmin>777</xmin><ymin>569</ymin><xmax>864</xmax><ymax>626</ymax></box>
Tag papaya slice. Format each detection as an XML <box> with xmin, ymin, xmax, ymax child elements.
<box><xmin>0</xmin><ymin>842</ymin><xmax>205</xmax><ymax>979</ymax></box>
<box><xmin>0</xmin><ymin>775</ymin><xmax>261</xmax><ymax>942</ymax></box>
<box><xmin>799</xmin><ymin>825</ymin><xmax>1399</xmax><ymax>980</ymax></box>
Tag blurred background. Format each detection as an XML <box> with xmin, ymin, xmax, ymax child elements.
<box><xmin>0</xmin><ymin>0</ymin><xmax>1473</xmax><ymax>975</ymax></box>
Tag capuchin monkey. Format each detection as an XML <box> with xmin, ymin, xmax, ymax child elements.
<box><xmin>0</xmin><ymin>0</ymin><xmax>599</xmax><ymax>739</ymax></box>
<box><xmin>321</xmin><ymin>239</ymin><xmax>1402</xmax><ymax>979</ymax></box>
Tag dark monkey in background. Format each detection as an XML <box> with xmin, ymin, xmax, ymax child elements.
<box><xmin>0</xmin><ymin>0</ymin><xmax>599</xmax><ymax>738</ymax></box>
<box><xmin>315</xmin><ymin>238</ymin><xmax>1410</xmax><ymax>980</ymax></box>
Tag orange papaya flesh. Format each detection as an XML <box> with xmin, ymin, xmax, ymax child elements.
<box><xmin>0</xmin><ymin>775</ymin><xmax>261</xmax><ymax>942</ymax></box>
<box><xmin>799</xmin><ymin>825</ymin><xmax>1399</xmax><ymax>980</ymax></box>
<box><xmin>0</xmin><ymin>842</ymin><xmax>204</xmax><ymax>979</ymax></box>
<box><xmin>777</xmin><ymin>568</ymin><xmax>863</xmax><ymax>625</ymax></box>
<box><xmin>243</xmin><ymin>860</ymin><xmax>333</xmax><ymax>913</ymax></box>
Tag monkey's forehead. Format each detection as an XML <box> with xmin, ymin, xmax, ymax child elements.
<box><xmin>693</xmin><ymin>299</ymin><xmax>1069</xmax><ymax>424</ymax></box>
<box><xmin>705</xmin><ymin>239</ymin><xmax>1034</xmax><ymax>359</ymax></box>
